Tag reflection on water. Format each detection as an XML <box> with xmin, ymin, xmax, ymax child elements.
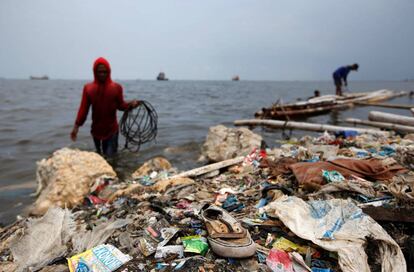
<box><xmin>1</xmin><ymin>79</ymin><xmax>414</xmax><ymax>224</ymax></box>
<box><xmin>329</xmin><ymin>109</ymin><xmax>341</xmax><ymax>125</ymax></box>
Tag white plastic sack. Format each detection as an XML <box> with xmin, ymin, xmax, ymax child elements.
<box><xmin>10</xmin><ymin>208</ymin><xmax>75</xmax><ymax>272</ymax></box>
<box><xmin>264</xmin><ymin>196</ymin><xmax>406</xmax><ymax>272</ymax></box>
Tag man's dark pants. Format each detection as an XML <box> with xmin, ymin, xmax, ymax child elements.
<box><xmin>93</xmin><ymin>132</ymin><xmax>118</xmax><ymax>157</ymax></box>
<box><xmin>333</xmin><ymin>74</ymin><xmax>342</xmax><ymax>96</ymax></box>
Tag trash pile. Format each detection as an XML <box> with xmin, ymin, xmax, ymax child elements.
<box><xmin>1</xmin><ymin>127</ymin><xmax>414</xmax><ymax>272</ymax></box>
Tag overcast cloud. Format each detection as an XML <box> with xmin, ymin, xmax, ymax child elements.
<box><xmin>0</xmin><ymin>0</ymin><xmax>413</xmax><ymax>80</ymax></box>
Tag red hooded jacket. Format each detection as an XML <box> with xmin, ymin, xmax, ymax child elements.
<box><xmin>75</xmin><ymin>57</ymin><xmax>130</xmax><ymax>140</ymax></box>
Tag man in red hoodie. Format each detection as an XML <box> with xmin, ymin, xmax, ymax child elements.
<box><xmin>70</xmin><ymin>57</ymin><xmax>139</xmax><ymax>157</ymax></box>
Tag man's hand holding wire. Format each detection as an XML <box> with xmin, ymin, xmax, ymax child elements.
<box><xmin>129</xmin><ymin>100</ymin><xmax>140</xmax><ymax>109</ymax></box>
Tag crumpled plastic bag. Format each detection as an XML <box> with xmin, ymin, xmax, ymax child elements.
<box><xmin>10</xmin><ymin>207</ymin><xmax>75</xmax><ymax>272</ymax></box>
<box><xmin>264</xmin><ymin>196</ymin><xmax>406</xmax><ymax>272</ymax></box>
<box><xmin>71</xmin><ymin>218</ymin><xmax>132</xmax><ymax>253</ymax></box>
<box><xmin>309</xmin><ymin>178</ymin><xmax>377</xmax><ymax>199</ymax></box>
<box><xmin>10</xmin><ymin>207</ymin><xmax>130</xmax><ymax>272</ymax></box>
<box><xmin>387</xmin><ymin>175</ymin><xmax>414</xmax><ymax>203</ymax></box>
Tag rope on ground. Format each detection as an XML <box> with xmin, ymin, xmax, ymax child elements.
<box><xmin>120</xmin><ymin>100</ymin><xmax>158</xmax><ymax>152</ymax></box>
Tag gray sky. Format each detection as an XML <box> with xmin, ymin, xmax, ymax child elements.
<box><xmin>1</xmin><ymin>0</ymin><xmax>413</xmax><ymax>80</ymax></box>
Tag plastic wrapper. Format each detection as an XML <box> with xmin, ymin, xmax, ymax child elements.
<box><xmin>272</xmin><ymin>237</ymin><xmax>310</xmax><ymax>255</ymax></box>
<box><xmin>243</xmin><ymin>148</ymin><xmax>267</xmax><ymax>167</ymax></box>
<box><xmin>67</xmin><ymin>244</ymin><xmax>131</xmax><ymax>272</ymax></box>
<box><xmin>181</xmin><ymin>235</ymin><xmax>209</xmax><ymax>255</ymax></box>
<box><xmin>266</xmin><ymin>249</ymin><xmax>294</xmax><ymax>272</ymax></box>
<box><xmin>138</xmin><ymin>218</ymin><xmax>179</xmax><ymax>256</ymax></box>
<box><xmin>322</xmin><ymin>170</ymin><xmax>345</xmax><ymax>183</ymax></box>
<box><xmin>154</xmin><ymin>245</ymin><xmax>184</xmax><ymax>259</ymax></box>
<box><xmin>311</xmin><ymin>268</ymin><xmax>331</xmax><ymax>272</ymax></box>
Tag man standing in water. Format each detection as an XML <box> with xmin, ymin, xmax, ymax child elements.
<box><xmin>333</xmin><ymin>63</ymin><xmax>359</xmax><ymax>96</ymax></box>
<box><xmin>70</xmin><ymin>57</ymin><xmax>139</xmax><ymax>157</ymax></box>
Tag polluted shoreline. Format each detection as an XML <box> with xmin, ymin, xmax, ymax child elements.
<box><xmin>1</xmin><ymin>121</ymin><xmax>414</xmax><ymax>271</ymax></box>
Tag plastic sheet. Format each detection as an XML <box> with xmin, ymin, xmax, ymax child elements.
<box><xmin>265</xmin><ymin>196</ymin><xmax>407</xmax><ymax>272</ymax></box>
<box><xmin>72</xmin><ymin>218</ymin><xmax>131</xmax><ymax>253</ymax></box>
<box><xmin>10</xmin><ymin>208</ymin><xmax>75</xmax><ymax>272</ymax></box>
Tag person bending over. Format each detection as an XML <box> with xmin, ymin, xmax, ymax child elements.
<box><xmin>333</xmin><ymin>63</ymin><xmax>359</xmax><ymax>96</ymax></box>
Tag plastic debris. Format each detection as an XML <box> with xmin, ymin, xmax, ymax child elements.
<box><xmin>3</xmin><ymin>129</ymin><xmax>414</xmax><ymax>271</ymax></box>
<box><xmin>322</xmin><ymin>170</ymin><xmax>345</xmax><ymax>183</ymax></box>
<box><xmin>266</xmin><ymin>249</ymin><xmax>294</xmax><ymax>272</ymax></box>
<box><xmin>67</xmin><ymin>244</ymin><xmax>131</xmax><ymax>272</ymax></box>
<box><xmin>182</xmin><ymin>236</ymin><xmax>209</xmax><ymax>255</ymax></box>
<box><xmin>272</xmin><ymin>237</ymin><xmax>310</xmax><ymax>255</ymax></box>
<box><xmin>155</xmin><ymin>245</ymin><xmax>184</xmax><ymax>259</ymax></box>
<box><xmin>265</xmin><ymin>196</ymin><xmax>407</xmax><ymax>272</ymax></box>
<box><xmin>311</xmin><ymin>268</ymin><xmax>331</xmax><ymax>272</ymax></box>
<box><xmin>10</xmin><ymin>208</ymin><xmax>75</xmax><ymax>272</ymax></box>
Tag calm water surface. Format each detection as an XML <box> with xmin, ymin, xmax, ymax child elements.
<box><xmin>1</xmin><ymin>79</ymin><xmax>414</xmax><ymax>224</ymax></box>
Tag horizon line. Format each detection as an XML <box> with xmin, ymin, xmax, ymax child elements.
<box><xmin>1</xmin><ymin>77</ymin><xmax>412</xmax><ymax>82</ymax></box>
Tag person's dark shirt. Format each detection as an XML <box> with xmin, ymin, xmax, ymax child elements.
<box><xmin>333</xmin><ymin>66</ymin><xmax>351</xmax><ymax>81</ymax></box>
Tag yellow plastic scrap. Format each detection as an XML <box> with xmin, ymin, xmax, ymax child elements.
<box><xmin>272</xmin><ymin>237</ymin><xmax>309</xmax><ymax>255</ymax></box>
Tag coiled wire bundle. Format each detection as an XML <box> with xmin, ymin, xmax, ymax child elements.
<box><xmin>120</xmin><ymin>100</ymin><xmax>158</xmax><ymax>152</ymax></box>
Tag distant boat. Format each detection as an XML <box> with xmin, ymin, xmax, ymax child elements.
<box><xmin>232</xmin><ymin>75</ymin><xmax>240</xmax><ymax>81</ymax></box>
<box><xmin>30</xmin><ymin>75</ymin><xmax>49</xmax><ymax>80</ymax></box>
<box><xmin>156</xmin><ymin>72</ymin><xmax>168</xmax><ymax>81</ymax></box>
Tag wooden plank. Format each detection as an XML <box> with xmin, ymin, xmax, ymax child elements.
<box><xmin>369</xmin><ymin>111</ymin><xmax>414</xmax><ymax>126</ymax></box>
<box><xmin>234</xmin><ymin>119</ymin><xmax>389</xmax><ymax>136</ymax></box>
<box><xmin>345</xmin><ymin>118</ymin><xmax>414</xmax><ymax>133</ymax></box>
<box><xmin>355</xmin><ymin>101</ymin><xmax>414</xmax><ymax>109</ymax></box>
<box><xmin>362</xmin><ymin>206</ymin><xmax>414</xmax><ymax>223</ymax></box>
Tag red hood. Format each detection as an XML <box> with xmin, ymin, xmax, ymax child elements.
<box><xmin>93</xmin><ymin>57</ymin><xmax>112</xmax><ymax>84</ymax></box>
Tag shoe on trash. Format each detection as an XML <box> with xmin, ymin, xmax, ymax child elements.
<box><xmin>200</xmin><ymin>205</ymin><xmax>256</xmax><ymax>258</ymax></box>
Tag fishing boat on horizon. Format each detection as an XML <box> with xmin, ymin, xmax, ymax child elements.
<box><xmin>30</xmin><ymin>75</ymin><xmax>49</xmax><ymax>80</ymax></box>
<box><xmin>156</xmin><ymin>72</ymin><xmax>168</xmax><ymax>81</ymax></box>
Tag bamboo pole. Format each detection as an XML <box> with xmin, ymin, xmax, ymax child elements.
<box><xmin>345</xmin><ymin>118</ymin><xmax>414</xmax><ymax>133</ymax></box>
<box><xmin>234</xmin><ymin>119</ymin><xmax>389</xmax><ymax>136</ymax></box>
<box><xmin>171</xmin><ymin>156</ymin><xmax>244</xmax><ymax>179</ymax></box>
<box><xmin>369</xmin><ymin>111</ymin><xmax>414</xmax><ymax>126</ymax></box>
<box><xmin>354</xmin><ymin>101</ymin><xmax>414</xmax><ymax>109</ymax></box>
